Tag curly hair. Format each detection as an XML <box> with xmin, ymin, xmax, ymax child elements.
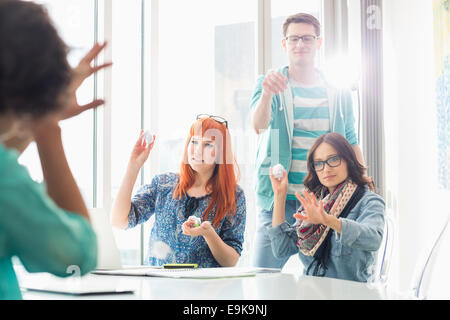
<box><xmin>0</xmin><ymin>0</ymin><xmax>72</xmax><ymax>118</ymax></box>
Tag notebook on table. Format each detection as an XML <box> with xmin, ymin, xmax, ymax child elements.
<box><xmin>21</xmin><ymin>273</ymin><xmax>134</xmax><ymax>296</ymax></box>
<box><xmin>92</xmin><ymin>267</ymin><xmax>271</xmax><ymax>279</ymax></box>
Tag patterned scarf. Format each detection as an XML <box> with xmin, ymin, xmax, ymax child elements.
<box><xmin>295</xmin><ymin>179</ymin><xmax>364</xmax><ymax>276</ymax></box>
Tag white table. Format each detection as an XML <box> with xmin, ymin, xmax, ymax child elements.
<box><xmin>16</xmin><ymin>267</ymin><xmax>403</xmax><ymax>300</ymax></box>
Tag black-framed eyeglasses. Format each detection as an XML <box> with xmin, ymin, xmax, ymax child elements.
<box><xmin>313</xmin><ymin>155</ymin><xmax>342</xmax><ymax>172</ymax></box>
<box><xmin>196</xmin><ymin>114</ymin><xmax>228</xmax><ymax>129</ymax></box>
<box><xmin>285</xmin><ymin>35</ymin><xmax>318</xmax><ymax>46</ymax></box>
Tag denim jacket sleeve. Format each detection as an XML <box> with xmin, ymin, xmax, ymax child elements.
<box><xmin>266</xmin><ymin>222</ymin><xmax>299</xmax><ymax>259</ymax></box>
<box><xmin>335</xmin><ymin>191</ymin><xmax>385</xmax><ymax>252</ymax></box>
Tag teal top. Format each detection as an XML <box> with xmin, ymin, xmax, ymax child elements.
<box><xmin>0</xmin><ymin>143</ymin><xmax>97</xmax><ymax>300</ymax></box>
<box><xmin>250</xmin><ymin>66</ymin><xmax>358</xmax><ymax>211</ymax></box>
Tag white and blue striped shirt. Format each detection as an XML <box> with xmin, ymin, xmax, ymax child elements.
<box><xmin>287</xmin><ymin>81</ymin><xmax>330</xmax><ymax>200</ymax></box>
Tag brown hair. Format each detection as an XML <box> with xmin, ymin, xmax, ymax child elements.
<box><xmin>303</xmin><ymin>133</ymin><xmax>375</xmax><ymax>192</ymax></box>
<box><xmin>282</xmin><ymin>13</ymin><xmax>321</xmax><ymax>37</ymax></box>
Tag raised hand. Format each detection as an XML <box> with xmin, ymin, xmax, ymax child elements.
<box><xmin>129</xmin><ymin>130</ymin><xmax>155</xmax><ymax>169</ymax></box>
<box><xmin>269</xmin><ymin>166</ymin><xmax>288</xmax><ymax>197</ymax></box>
<box><xmin>294</xmin><ymin>190</ymin><xmax>328</xmax><ymax>225</ymax></box>
<box><xmin>61</xmin><ymin>42</ymin><xmax>113</xmax><ymax>121</ymax></box>
<box><xmin>262</xmin><ymin>70</ymin><xmax>288</xmax><ymax>96</ymax></box>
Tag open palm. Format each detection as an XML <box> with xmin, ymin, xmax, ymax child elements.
<box><xmin>182</xmin><ymin>220</ymin><xmax>213</xmax><ymax>238</ymax></box>
<box><xmin>294</xmin><ymin>190</ymin><xmax>327</xmax><ymax>225</ymax></box>
<box><xmin>61</xmin><ymin>42</ymin><xmax>112</xmax><ymax>121</ymax></box>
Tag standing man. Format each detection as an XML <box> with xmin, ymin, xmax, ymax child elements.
<box><xmin>250</xmin><ymin>13</ymin><xmax>365</xmax><ymax>269</ymax></box>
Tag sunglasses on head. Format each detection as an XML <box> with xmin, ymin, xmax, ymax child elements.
<box><xmin>196</xmin><ymin>114</ymin><xmax>228</xmax><ymax>129</ymax></box>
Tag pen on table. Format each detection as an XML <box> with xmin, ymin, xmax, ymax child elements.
<box><xmin>163</xmin><ymin>263</ymin><xmax>198</xmax><ymax>269</ymax></box>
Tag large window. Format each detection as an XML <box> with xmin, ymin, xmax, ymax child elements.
<box><xmin>20</xmin><ymin>0</ymin><xmax>96</xmax><ymax>207</ymax></box>
<box><xmin>109</xmin><ymin>0</ymin><xmax>144</xmax><ymax>266</ymax></box>
<box><xmin>12</xmin><ymin>0</ymin><xmax>450</xmax><ymax>298</ymax></box>
<box><xmin>154</xmin><ymin>0</ymin><xmax>257</xmax><ymax>266</ymax></box>
<box><xmin>18</xmin><ymin>0</ymin><xmax>323</xmax><ymax>268</ymax></box>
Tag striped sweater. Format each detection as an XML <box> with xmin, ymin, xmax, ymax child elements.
<box><xmin>288</xmin><ymin>81</ymin><xmax>330</xmax><ymax>199</ymax></box>
<box><xmin>250</xmin><ymin>65</ymin><xmax>358</xmax><ymax>211</ymax></box>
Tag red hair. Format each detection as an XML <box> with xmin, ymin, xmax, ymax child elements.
<box><xmin>173</xmin><ymin>118</ymin><xmax>240</xmax><ymax>228</ymax></box>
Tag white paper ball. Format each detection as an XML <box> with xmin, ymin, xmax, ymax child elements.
<box><xmin>188</xmin><ymin>215</ymin><xmax>201</xmax><ymax>227</ymax></box>
<box><xmin>143</xmin><ymin>130</ymin><xmax>154</xmax><ymax>144</ymax></box>
<box><xmin>272</xmin><ymin>164</ymin><xmax>285</xmax><ymax>180</ymax></box>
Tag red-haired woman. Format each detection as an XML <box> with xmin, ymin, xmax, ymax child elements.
<box><xmin>111</xmin><ymin>115</ymin><xmax>246</xmax><ymax>267</ymax></box>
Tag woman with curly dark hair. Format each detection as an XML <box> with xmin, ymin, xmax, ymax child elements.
<box><xmin>0</xmin><ymin>0</ymin><xmax>111</xmax><ymax>299</ymax></box>
<box><xmin>267</xmin><ymin>132</ymin><xmax>385</xmax><ymax>282</ymax></box>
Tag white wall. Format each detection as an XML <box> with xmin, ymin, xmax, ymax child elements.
<box><xmin>382</xmin><ymin>0</ymin><xmax>440</xmax><ymax>293</ymax></box>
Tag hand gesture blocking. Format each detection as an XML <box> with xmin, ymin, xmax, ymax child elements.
<box><xmin>294</xmin><ymin>190</ymin><xmax>328</xmax><ymax>225</ymax></box>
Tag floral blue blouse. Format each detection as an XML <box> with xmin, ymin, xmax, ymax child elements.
<box><xmin>127</xmin><ymin>173</ymin><xmax>246</xmax><ymax>267</ymax></box>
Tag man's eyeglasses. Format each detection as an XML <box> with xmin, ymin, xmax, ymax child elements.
<box><xmin>285</xmin><ymin>35</ymin><xmax>318</xmax><ymax>46</ymax></box>
<box><xmin>313</xmin><ymin>155</ymin><xmax>342</xmax><ymax>172</ymax></box>
<box><xmin>196</xmin><ymin>114</ymin><xmax>228</xmax><ymax>129</ymax></box>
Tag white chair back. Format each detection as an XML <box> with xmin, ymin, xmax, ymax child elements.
<box><xmin>411</xmin><ymin>214</ymin><xmax>450</xmax><ymax>299</ymax></box>
<box><xmin>376</xmin><ymin>213</ymin><xmax>396</xmax><ymax>284</ymax></box>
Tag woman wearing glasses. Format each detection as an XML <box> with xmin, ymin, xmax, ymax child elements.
<box><xmin>111</xmin><ymin>115</ymin><xmax>246</xmax><ymax>267</ymax></box>
<box><xmin>267</xmin><ymin>132</ymin><xmax>385</xmax><ymax>282</ymax></box>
